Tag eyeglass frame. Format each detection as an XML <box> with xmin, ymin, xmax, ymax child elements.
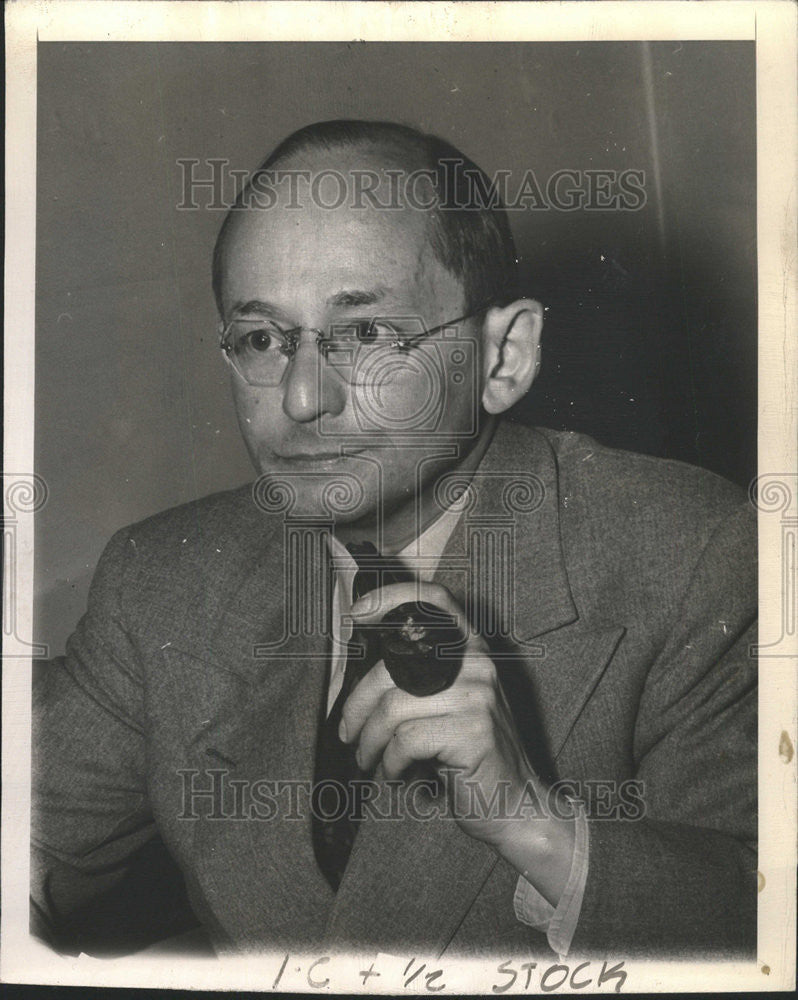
<box><xmin>218</xmin><ymin>297</ymin><xmax>498</xmax><ymax>387</ymax></box>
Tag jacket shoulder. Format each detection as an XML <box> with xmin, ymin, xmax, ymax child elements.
<box><xmin>532</xmin><ymin>425</ymin><xmax>749</xmax><ymax>528</ymax></box>
<box><xmin>92</xmin><ymin>483</ymin><xmax>267</xmax><ymax>599</ymax></box>
<box><xmin>542</xmin><ymin>422</ymin><xmax>756</xmax><ymax>606</ymax></box>
<box><xmin>524</xmin><ymin>425</ymin><xmax>755</xmax><ymax>617</ymax></box>
<box><xmin>119</xmin><ymin>483</ymin><xmax>258</xmax><ymax>550</ymax></box>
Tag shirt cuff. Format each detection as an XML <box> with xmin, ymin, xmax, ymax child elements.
<box><xmin>512</xmin><ymin>800</ymin><xmax>590</xmax><ymax>957</ymax></box>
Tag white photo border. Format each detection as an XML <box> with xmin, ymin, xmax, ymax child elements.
<box><xmin>3</xmin><ymin>1</ymin><xmax>796</xmax><ymax>992</ymax></box>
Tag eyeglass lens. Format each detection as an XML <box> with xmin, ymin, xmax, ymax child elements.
<box><xmin>224</xmin><ymin>318</ymin><xmax>421</xmax><ymax>386</ymax></box>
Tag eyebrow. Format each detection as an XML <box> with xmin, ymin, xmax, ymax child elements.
<box><xmin>232</xmin><ymin>288</ymin><xmax>395</xmax><ymax>319</ymax></box>
<box><xmin>232</xmin><ymin>299</ymin><xmax>285</xmax><ymax>320</ymax></box>
<box><xmin>327</xmin><ymin>287</ymin><xmax>393</xmax><ymax>308</ymax></box>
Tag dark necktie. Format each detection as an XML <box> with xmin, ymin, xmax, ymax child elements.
<box><xmin>312</xmin><ymin>541</ymin><xmax>413</xmax><ymax>891</ymax></box>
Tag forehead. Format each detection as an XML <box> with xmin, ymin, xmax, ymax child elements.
<box><xmin>217</xmin><ymin>149</ymin><xmax>463</xmax><ymax>316</ymax></box>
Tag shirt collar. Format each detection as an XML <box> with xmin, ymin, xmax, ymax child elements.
<box><xmin>326</xmin><ymin>490</ymin><xmax>469</xmax><ymax>582</ymax></box>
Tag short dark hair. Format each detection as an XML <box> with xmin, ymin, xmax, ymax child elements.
<box><xmin>212</xmin><ymin>119</ymin><xmax>519</xmax><ymax>314</ymax></box>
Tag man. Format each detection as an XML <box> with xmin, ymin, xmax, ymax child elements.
<box><xmin>32</xmin><ymin>120</ymin><xmax>757</xmax><ymax>960</ymax></box>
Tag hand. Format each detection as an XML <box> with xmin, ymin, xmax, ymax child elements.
<box><xmin>340</xmin><ymin>580</ymin><xmax>577</xmax><ymax>905</ymax></box>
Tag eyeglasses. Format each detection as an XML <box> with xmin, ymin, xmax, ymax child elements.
<box><xmin>219</xmin><ymin>302</ymin><xmax>492</xmax><ymax>387</ymax></box>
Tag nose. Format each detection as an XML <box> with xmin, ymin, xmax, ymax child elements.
<box><xmin>281</xmin><ymin>339</ymin><xmax>346</xmax><ymax>423</ymax></box>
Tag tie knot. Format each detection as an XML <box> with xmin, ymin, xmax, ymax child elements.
<box><xmin>345</xmin><ymin>541</ymin><xmax>414</xmax><ymax>601</ymax></box>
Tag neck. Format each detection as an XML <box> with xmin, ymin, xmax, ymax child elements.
<box><xmin>334</xmin><ymin>417</ymin><xmax>497</xmax><ymax>554</ymax></box>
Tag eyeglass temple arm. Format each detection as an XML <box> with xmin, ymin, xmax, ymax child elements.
<box><xmin>397</xmin><ymin>298</ymin><xmax>497</xmax><ymax>349</ymax></box>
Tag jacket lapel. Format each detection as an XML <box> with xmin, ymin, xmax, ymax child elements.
<box><xmin>165</xmin><ymin>513</ymin><xmax>336</xmax><ymax>947</ymax></box>
<box><xmin>325</xmin><ymin>775</ymin><xmax>498</xmax><ymax>954</ymax></box>
<box><xmin>450</xmin><ymin>423</ymin><xmax>626</xmax><ymax>764</ymax></box>
<box><xmin>325</xmin><ymin>425</ymin><xmax>626</xmax><ymax>950</ymax></box>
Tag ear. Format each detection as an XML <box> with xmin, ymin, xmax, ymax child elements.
<box><xmin>481</xmin><ymin>299</ymin><xmax>544</xmax><ymax>415</ymax></box>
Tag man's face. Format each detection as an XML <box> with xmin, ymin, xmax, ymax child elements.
<box><xmin>217</xmin><ymin>150</ymin><xmax>485</xmax><ymax>527</ymax></box>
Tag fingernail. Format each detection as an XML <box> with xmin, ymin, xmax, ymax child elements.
<box><xmin>338</xmin><ymin>719</ymin><xmax>348</xmax><ymax>742</ymax></box>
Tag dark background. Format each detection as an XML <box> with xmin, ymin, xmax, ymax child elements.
<box><xmin>35</xmin><ymin>41</ymin><xmax>757</xmax><ymax>657</ymax></box>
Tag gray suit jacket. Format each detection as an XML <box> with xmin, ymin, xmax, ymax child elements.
<box><xmin>31</xmin><ymin>423</ymin><xmax>757</xmax><ymax>958</ymax></box>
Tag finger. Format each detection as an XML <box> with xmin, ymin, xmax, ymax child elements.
<box><xmin>456</xmin><ymin>647</ymin><xmax>495</xmax><ymax>679</ymax></box>
<box><xmin>348</xmin><ymin>582</ymin><xmax>421</xmax><ymax>623</ymax></box>
<box><xmin>349</xmin><ymin>581</ymin><xmax>462</xmax><ymax>624</ymax></box>
<box><xmin>342</xmin><ymin>649</ymin><xmax>497</xmax><ymax>747</ymax></box>
<box><xmin>380</xmin><ymin>713</ymin><xmax>484</xmax><ymax>779</ymax></box>
<box><xmin>380</xmin><ymin>717</ymin><xmax>448</xmax><ymax>778</ymax></box>
<box><xmin>339</xmin><ymin>659</ymin><xmax>393</xmax><ymax>743</ymax></box>
<box><xmin>355</xmin><ymin>688</ymin><xmax>462</xmax><ymax>771</ymax></box>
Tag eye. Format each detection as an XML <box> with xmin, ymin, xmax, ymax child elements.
<box><xmin>356</xmin><ymin>320</ymin><xmax>378</xmax><ymax>344</ymax></box>
<box><xmin>229</xmin><ymin>321</ymin><xmax>286</xmax><ymax>355</ymax></box>
<box><xmin>358</xmin><ymin>320</ymin><xmax>399</xmax><ymax>344</ymax></box>
<box><xmin>245</xmin><ymin>328</ymin><xmax>275</xmax><ymax>352</ymax></box>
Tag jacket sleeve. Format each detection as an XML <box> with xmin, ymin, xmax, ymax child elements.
<box><xmin>31</xmin><ymin>528</ymin><xmax>197</xmax><ymax>955</ymax></box>
<box><xmin>571</xmin><ymin>501</ymin><xmax>758</xmax><ymax>957</ymax></box>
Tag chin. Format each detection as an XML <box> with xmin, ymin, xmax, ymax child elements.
<box><xmin>250</xmin><ymin>463</ymin><xmax>378</xmax><ymax>524</ymax></box>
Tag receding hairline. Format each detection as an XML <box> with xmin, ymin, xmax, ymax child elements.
<box><xmin>214</xmin><ymin>137</ymin><xmax>455</xmax><ymax>304</ymax></box>
<box><xmin>212</xmin><ymin>120</ymin><xmax>519</xmax><ymax>314</ymax></box>
<box><xmin>267</xmin><ymin>130</ymin><xmax>434</xmax><ymax>172</ymax></box>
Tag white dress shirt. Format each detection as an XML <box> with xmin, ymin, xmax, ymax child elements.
<box><xmin>325</xmin><ymin>502</ymin><xmax>588</xmax><ymax>956</ymax></box>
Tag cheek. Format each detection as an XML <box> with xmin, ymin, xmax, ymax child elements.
<box><xmin>232</xmin><ymin>383</ymin><xmax>280</xmax><ymax>440</ymax></box>
<box><xmin>350</xmin><ymin>351</ymin><xmax>452</xmax><ymax>434</ymax></box>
